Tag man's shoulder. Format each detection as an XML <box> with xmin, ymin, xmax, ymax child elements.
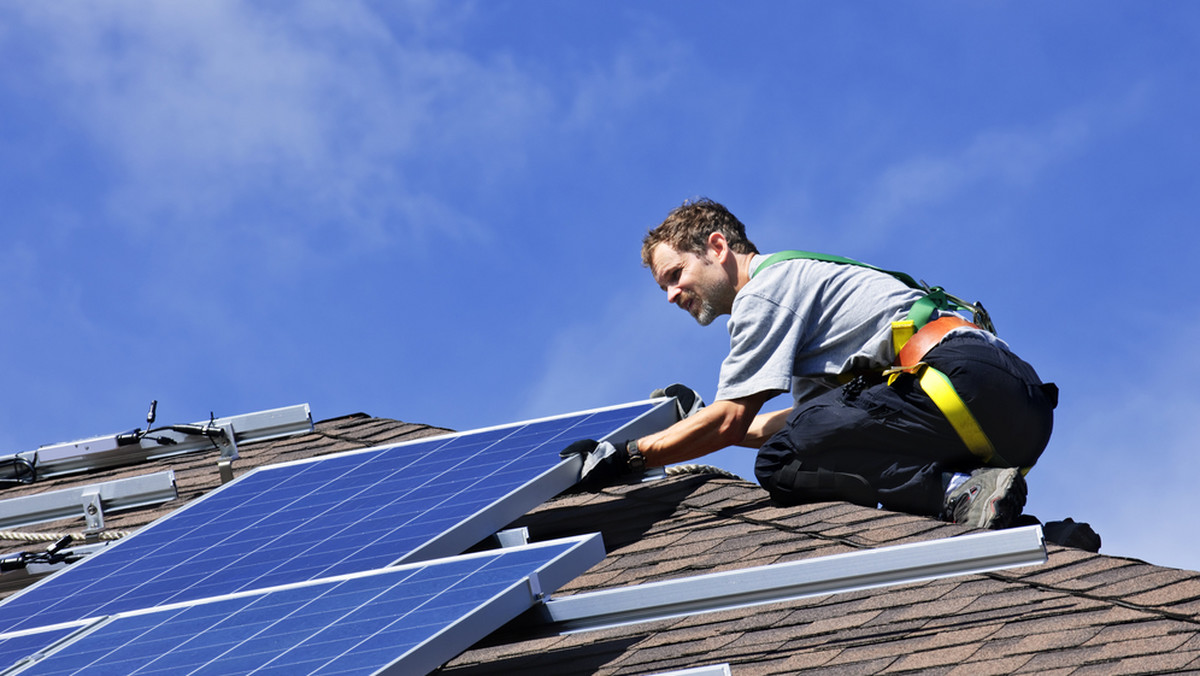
<box><xmin>739</xmin><ymin>252</ymin><xmax>847</xmax><ymax>299</ymax></box>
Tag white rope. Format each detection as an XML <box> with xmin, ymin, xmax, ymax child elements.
<box><xmin>0</xmin><ymin>530</ymin><xmax>129</xmax><ymax>543</ymax></box>
<box><xmin>665</xmin><ymin>464</ymin><xmax>742</xmax><ymax>480</ymax></box>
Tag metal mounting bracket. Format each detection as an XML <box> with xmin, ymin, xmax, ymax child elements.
<box><xmin>81</xmin><ymin>490</ymin><xmax>104</xmax><ymax>536</ymax></box>
<box><xmin>495</xmin><ymin>527</ymin><xmax>531</xmax><ymax>549</ymax></box>
<box><xmin>212</xmin><ymin>422</ymin><xmax>238</xmax><ymax>484</ymax></box>
<box><xmin>211</xmin><ymin>422</ymin><xmax>239</xmax><ymax>461</ymax></box>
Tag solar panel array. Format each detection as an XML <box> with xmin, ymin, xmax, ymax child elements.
<box><xmin>14</xmin><ymin>536</ymin><xmax>603</xmax><ymax>676</ymax></box>
<box><xmin>0</xmin><ymin>400</ymin><xmax>673</xmax><ymax>674</ymax></box>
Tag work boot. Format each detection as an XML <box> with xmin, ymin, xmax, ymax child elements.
<box><xmin>942</xmin><ymin>467</ymin><xmax>1026</xmax><ymax>529</ymax></box>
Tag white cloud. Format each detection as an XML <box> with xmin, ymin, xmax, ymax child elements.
<box><xmin>563</xmin><ymin>27</ymin><xmax>688</xmax><ymax>132</ymax></box>
<box><xmin>845</xmin><ymin>111</ymin><xmax>1094</xmax><ymax>245</ymax></box>
<box><xmin>4</xmin><ymin>2</ymin><xmax>700</xmax><ymax>271</ymax></box>
<box><xmin>4</xmin><ymin>2</ymin><xmax>548</xmax><ymax>261</ymax></box>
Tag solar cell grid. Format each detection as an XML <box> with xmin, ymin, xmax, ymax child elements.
<box><xmin>0</xmin><ymin>401</ymin><xmax>665</xmax><ymax>635</ymax></box>
<box><xmin>12</xmin><ymin>536</ymin><xmax>601</xmax><ymax>676</ymax></box>
<box><xmin>0</xmin><ymin>626</ymin><xmax>79</xmax><ymax>672</ymax></box>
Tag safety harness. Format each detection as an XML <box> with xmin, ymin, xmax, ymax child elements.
<box><xmin>752</xmin><ymin>250</ymin><xmax>1017</xmax><ymax>471</ymax></box>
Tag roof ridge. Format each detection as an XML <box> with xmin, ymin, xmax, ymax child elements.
<box><xmin>309</xmin><ymin>415</ymin><xmax>454</xmax><ymax>451</ymax></box>
<box><xmin>310</xmin><ymin>428</ymin><xmax>377</xmax><ymax>450</ymax></box>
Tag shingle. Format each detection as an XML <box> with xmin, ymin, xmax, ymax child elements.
<box><xmin>815</xmin><ymin>638</ymin><xmax>918</xmax><ymax>668</ymax></box>
<box><xmin>1121</xmin><ymin>577</ymin><xmax>1200</xmax><ymax>607</ymax></box>
<box><xmin>679</xmin><ymin>478</ymin><xmax>756</xmax><ymax>507</ymax></box>
<box><xmin>945</xmin><ymin>654</ymin><xmax>1035</xmax><ymax>676</ymax></box>
<box><xmin>1092</xmin><ymin>631</ymin><xmax>1195</xmax><ymax>660</ymax></box>
<box><xmin>1160</xmin><ymin>596</ymin><xmax>1200</xmax><ymax>618</ymax></box>
<box><xmin>772</xmin><ymin>651</ymin><xmax>893</xmax><ymax>675</ymax></box>
<box><xmin>725</xmin><ymin>606</ymin><xmax>797</xmax><ymax>633</ymax></box>
<box><xmin>717</xmin><ymin>628</ymin><xmax>797</xmax><ymax>656</ymax></box>
<box><xmin>622</xmin><ymin>628</ymin><xmax>740</xmax><ymax>657</ymax></box>
<box><xmin>448</xmin><ymin>632</ymin><xmax>569</xmax><ymax>664</ymax></box>
<box><xmin>945</xmin><ymin>578</ymin><xmax>1058</xmax><ymax>609</ymax></box>
<box><xmin>1007</xmin><ymin>626</ymin><xmax>1103</xmax><ymax>654</ymax></box>
<box><xmin>1013</xmin><ymin>553</ymin><xmax>1135</xmax><ymax>588</ymax></box>
<box><xmin>855</xmin><ymin>516</ymin><xmax>954</xmax><ymax>546</ymax></box>
<box><xmin>781</xmin><ymin>608</ymin><xmax>884</xmax><ymax>639</ymax></box>
<box><xmin>1066</xmin><ymin>651</ymin><xmax>1200</xmax><ymax>675</ymax></box>
<box><xmin>1081</xmin><ymin>618</ymin><xmax>1191</xmax><ymax>646</ymax></box>
<box><xmin>1082</xmin><ymin>566</ymin><xmax>1197</xmax><ymax>599</ymax></box>
<box><xmin>985</xmin><ymin>605</ymin><xmax>1118</xmax><ymax>640</ymax></box>
<box><xmin>884</xmin><ymin>643</ymin><xmax>980</xmax><ymax>672</ymax></box>
<box><xmin>964</xmin><ymin>635</ymin><xmax>1032</xmax><ymax>661</ymax></box>
<box><xmin>662</xmin><ymin>599</ymin><xmax>800</xmax><ymax>637</ymax></box>
<box><xmin>1015</xmin><ymin>643</ymin><xmax>1110</xmax><ymax>672</ymax></box>
<box><xmin>828</xmin><ymin>580</ymin><xmax>956</xmax><ymax>615</ymax></box>
<box><xmin>604</xmin><ymin>530</ymin><xmax>688</xmax><ymax>555</ymax></box>
<box><xmin>1012</xmin><ymin>668</ymin><xmax>1076</xmax><ymax>676</ymax></box>
<box><xmin>863</xmin><ymin>592</ymin><xmax>976</xmax><ymax>624</ymax></box>
<box><xmin>451</xmin><ymin>634</ymin><xmax>644</xmax><ymax>676</ymax></box>
<box><xmin>922</xmin><ymin>599</ymin><xmax>1094</xmax><ymax>638</ymax></box>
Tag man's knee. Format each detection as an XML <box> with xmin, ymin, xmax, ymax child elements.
<box><xmin>759</xmin><ymin>459</ymin><xmax>878</xmax><ymax>508</ymax></box>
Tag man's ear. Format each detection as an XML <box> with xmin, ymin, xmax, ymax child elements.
<box><xmin>706</xmin><ymin>231</ymin><xmax>730</xmax><ymax>263</ymax></box>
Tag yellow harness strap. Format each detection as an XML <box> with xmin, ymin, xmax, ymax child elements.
<box><xmin>889</xmin><ymin>318</ymin><xmax>1016</xmax><ymax>470</ymax></box>
<box><xmin>888</xmin><ymin>363</ymin><xmax>996</xmax><ymax>465</ymax></box>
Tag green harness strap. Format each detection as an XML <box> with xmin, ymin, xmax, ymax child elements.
<box><xmin>752</xmin><ymin>250</ymin><xmax>982</xmax><ymax>331</ymax></box>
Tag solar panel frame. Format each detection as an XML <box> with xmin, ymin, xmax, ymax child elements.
<box><xmin>2</xmin><ymin>534</ymin><xmax>605</xmax><ymax>676</ymax></box>
<box><xmin>398</xmin><ymin>398</ymin><xmax>676</xmax><ymax>564</ymax></box>
<box><xmin>0</xmin><ymin>400</ymin><xmax>675</xmax><ymax>635</ymax></box>
<box><xmin>0</xmin><ymin>625</ymin><xmax>91</xmax><ymax>675</ymax></box>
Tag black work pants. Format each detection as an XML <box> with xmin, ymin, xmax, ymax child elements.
<box><xmin>754</xmin><ymin>333</ymin><xmax>1056</xmax><ymax>517</ymax></box>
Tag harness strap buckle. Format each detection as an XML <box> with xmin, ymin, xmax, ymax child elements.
<box><xmin>894</xmin><ymin>315</ymin><xmax>979</xmax><ymax>368</ymax></box>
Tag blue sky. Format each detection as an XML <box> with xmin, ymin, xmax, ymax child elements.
<box><xmin>2</xmin><ymin>2</ymin><xmax>1198</xmax><ymax>570</ymax></box>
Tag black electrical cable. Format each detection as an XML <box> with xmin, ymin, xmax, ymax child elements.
<box><xmin>0</xmin><ymin>536</ymin><xmax>82</xmax><ymax>572</ymax></box>
<box><xmin>0</xmin><ymin>456</ymin><xmax>37</xmax><ymax>487</ymax></box>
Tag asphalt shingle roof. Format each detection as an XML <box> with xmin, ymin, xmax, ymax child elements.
<box><xmin>2</xmin><ymin>413</ymin><xmax>1197</xmax><ymax>675</ymax></box>
<box><xmin>441</xmin><ymin>473</ymin><xmax>1200</xmax><ymax>674</ymax></box>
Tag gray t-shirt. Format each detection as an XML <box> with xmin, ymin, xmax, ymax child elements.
<box><xmin>715</xmin><ymin>254</ymin><xmax>931</xmax><ymax>406</ymax></box>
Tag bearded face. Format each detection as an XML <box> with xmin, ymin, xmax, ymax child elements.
<box><xmin>650</xmin><ymin>244</ymin><xmax>737</xmax><ymax>326</ymax></box>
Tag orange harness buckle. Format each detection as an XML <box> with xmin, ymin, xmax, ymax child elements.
<box><xmin>895</xmin><ymin>316</ymin><xmax>979</xmax><ymax>368</ymax></box>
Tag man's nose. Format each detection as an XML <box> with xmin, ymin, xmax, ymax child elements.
<box><xmin>666</xmin><ymin>285</ymin><xmax>682</xmax><ymax>304</ymax></box>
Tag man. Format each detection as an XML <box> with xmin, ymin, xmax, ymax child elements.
<box><xmin>565</xmin><ymin>198</ymin><xmax>1057</xmax><ymax>529</ymax></box>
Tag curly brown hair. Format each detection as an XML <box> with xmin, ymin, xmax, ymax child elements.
<box><xmin>641</xmin><ymin>198</ymin><xmax>759</xmax><ymax>267</ymax></box>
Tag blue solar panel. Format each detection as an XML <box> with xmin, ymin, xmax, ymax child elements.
<box><xmin>6</xmin><ymin>535</ymin><xmax>603</xmax><ymax>676</ymax></box>
<box><xmin>0</xmin><ymin>625</ymin><xmax>80</xmax><ymax>672</ymax></box>
<box><xmin>0</xmin><ymin>401</ymin><xmax>670</xmax><ymax>635</ymax></box>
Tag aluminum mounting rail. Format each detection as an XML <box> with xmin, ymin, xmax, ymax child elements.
<box><xmin>5</xmin><ymin>404</ymin><xmax>313</xmax><ymax>480</ymax></box>
<box><xmin>0</xmin><ymin>470</ymin><xmax>177</xmax><ymax>531</ymax></box>
<box><xmin>540</xmin><ymin>525</ymin><xmax>1047</xmax><ymax>633</ymax></box>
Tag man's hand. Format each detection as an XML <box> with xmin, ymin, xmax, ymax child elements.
<box><xmin>559</xmin><ymin>439</ymin><xmax>637</xmax><ymax>490</ymax></box>
<box><xmin>650</xmin><ymin>383</ymin><xmax>706</xmax><ymax>420</ymax></box>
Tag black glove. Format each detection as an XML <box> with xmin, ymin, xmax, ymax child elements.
<box><xmin>559</xmin><ymin>439</ymin><xmax>637</xmax><ymax>490</ymax></box>
<box><xmin>650</xmin><ymin>383</ymin><xmax>706</xmax><ymax>420</ymax></box>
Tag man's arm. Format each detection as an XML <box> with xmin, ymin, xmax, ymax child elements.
<box><xmin>637</xmin><ymin>390</ymin><xmax>776</xmax><ymax>466</ymax></box>
<box><xmin>737</xmin><ymin>407</ymin><xmax>792</xmax><ymax>448</ymax></box>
